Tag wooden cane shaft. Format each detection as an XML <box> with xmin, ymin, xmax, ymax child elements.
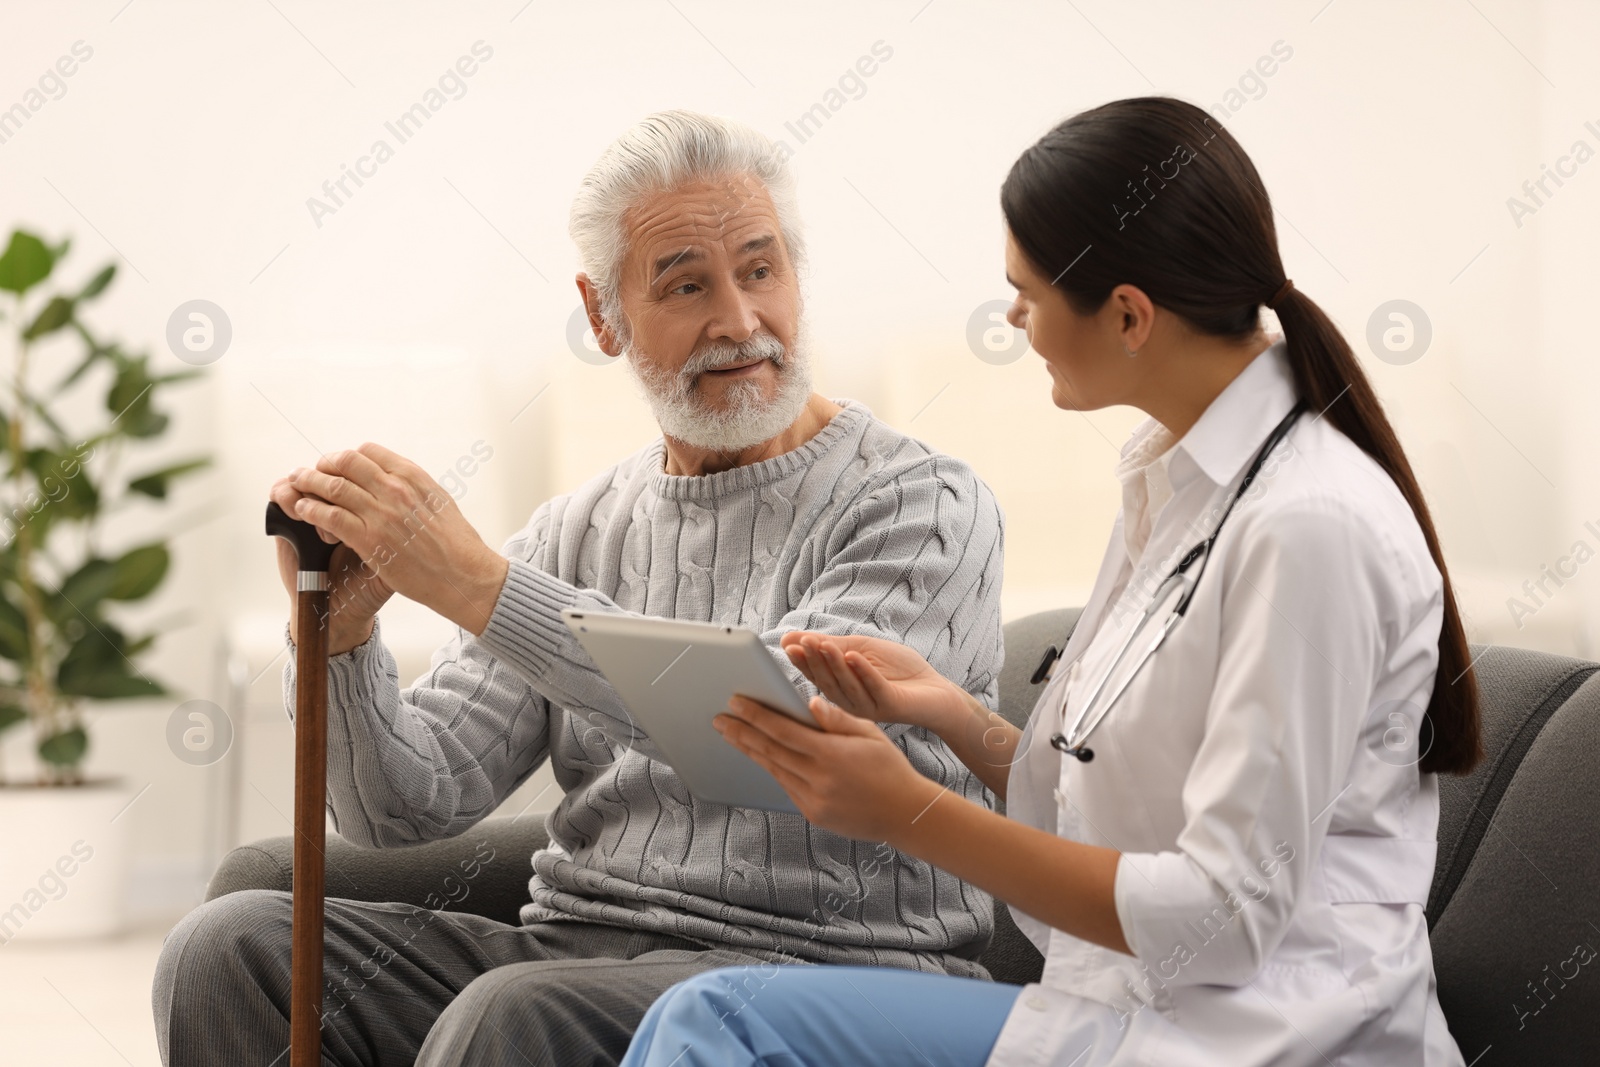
<box><xmin>290</xmin><ymin>586</ymin><xmax>329</xmax><ymax>1067</ymax></box>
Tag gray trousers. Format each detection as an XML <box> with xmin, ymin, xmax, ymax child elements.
<box><xmin>152</xmin><ymin>888</ymin><xmax>778</xmax><ymax>1067</ymax></box>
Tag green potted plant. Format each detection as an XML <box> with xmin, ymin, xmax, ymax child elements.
<box><xmin>0</xmin><ymin>229</ymin><xmax>208</xmax><ymax>941</ymax></box>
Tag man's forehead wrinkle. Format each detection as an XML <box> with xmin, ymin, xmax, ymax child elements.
<box><xmin>622</xmin><ymin>182</ymin><xmax>778</xmax><ymax>298</ymax></box>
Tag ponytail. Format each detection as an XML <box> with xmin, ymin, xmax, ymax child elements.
<box><xmin>1001</xmin><ymin>96</ymin><xmax>1482</xmax><ymax>774</ymax></box>
<box><xmin>1272</xmin><ymin>285</ymin><xmax>1481</xmax><ymax>774</ymax></box>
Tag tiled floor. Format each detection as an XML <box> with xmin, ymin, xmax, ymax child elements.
<box><xmin>0</xmin><ymin>925</ymin><xmax>171</xmax><ymax>1066</ymax></box>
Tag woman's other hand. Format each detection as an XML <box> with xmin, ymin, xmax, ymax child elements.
<box><xmin>778</xmin><ymin>632</ymin><xmax>969</xmax><ymax>734</ymax></box>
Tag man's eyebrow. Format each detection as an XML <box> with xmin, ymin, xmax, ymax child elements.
<box><xmin>650</xmin><ymin>234</ymin><xmax>777</xmax><ymax>285</ymax></box>
<box><xmin>738</xmin><ymin>234</ymin><xmax>775</xmax><ymax>256</ymax></box>
<box><xmin>652</xmin><ymin>247</ymin><xmax>702</xmax><ymax>280</ymax></box>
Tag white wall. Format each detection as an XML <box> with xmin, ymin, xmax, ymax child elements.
<box><xmin>0</xmin><ymin>0</ymin><xmax>1593</xmax><ymax>928</ymax></box>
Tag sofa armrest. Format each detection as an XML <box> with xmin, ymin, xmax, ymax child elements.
<box><xmin>205</xmin><ymin>816</ymin><xmax>551</xmax><ymax>927</ymax></box>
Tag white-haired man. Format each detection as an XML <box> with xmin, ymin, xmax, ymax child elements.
<box><xmin>153</xmin><ymin>110</ymin><xmax>1006</xmax><ymax>1067</ymax></box>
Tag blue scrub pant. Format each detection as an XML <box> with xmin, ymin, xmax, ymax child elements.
<box><xmin>617</xmin><ymin>964</ymin><xmax>1022</xmax><ymax>1067</ymax></box>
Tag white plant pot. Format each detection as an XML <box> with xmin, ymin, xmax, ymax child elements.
<box><xmin>0</xmin><ymin>778</ymin><xmax>135</xmax><ymax>942</ymax></box>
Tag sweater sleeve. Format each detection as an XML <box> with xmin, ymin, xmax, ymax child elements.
<box><xmin>474</xmin><ymin>454</ymin><xmax>1007</xmax><ymax>761</ymax></box>
<box><xmin>281</xmin><ymin>508</ymin><xmax>557</xmax><ymax>848</ymax></box>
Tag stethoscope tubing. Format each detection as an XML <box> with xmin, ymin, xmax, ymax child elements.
<box><xmin>1048</xmin><ymin>399</ymin><xmax>1310</xmax><ymax>761</ymax></box>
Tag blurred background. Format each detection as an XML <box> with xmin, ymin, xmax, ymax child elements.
<box><xmin>1</xmin><ymin>0</ymin><xmax>1596</xmax><ymax>1061</ymax></box>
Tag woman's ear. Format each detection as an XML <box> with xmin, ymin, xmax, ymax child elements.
<box><xmin>1108</xmin><ymin>283</ymin><xmax>1156</xmax><ymax>355</ymax></box>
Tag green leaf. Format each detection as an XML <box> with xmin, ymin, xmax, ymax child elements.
<box><xmin>55</xmin><ymin>330</ymin><xmax>115</xmax><ymax>395</ymax></box>
<box><xmin>107</xmin><ymin>356</ymin><xmax>150</xmax><ymax>412</ymax></box>
<box><xmin>54</xmin><ymin>349</ymin><xmax>101</xmax><ymax>394</ymax></box>
<box><xmin>77</xmin><ymin>264</ymin><xmax>115</xmax><ymax>301</ymax></box>
<box><xmin>0</xmin><ymin>702</ymin><xmax>24</xmax><ymax>734</ymax></box>
<box><xmin>56</xmin><ymin>623</ymin><xmax>164</xmax><ymax>699</ymax></box>
<box><xmin>0</xmin><ymin>231</ymin><xmax>56</xmax><ymax>294</ymax></box>
<box><xmin>107</xmin><ymin>543</ymin><xmax>169</xmax><ymax>600</ymax></box>
<box><xmin>25</xmin><ymin>447</ymin><xmax>97</xmax><ymax>521</ymax></box>
<box><xmin>106</xmin><ymin>357</ymin><xmax>169</xmax><ymax>438</ymax></box>
<box><xmin>0</xmin><ymin>593</ymin><xmax>30</xmax><ymax>661</ymax></box>
<box><xmin>63</xmin><ymin>670</ymin><xmax>163</xmax><ymax>699</ymax></box>
<box><xmin>22</xmin><ymin>295</ymin><xmax>75</xmax><ymax>340</ymax></box>
<box><xmin>38</xmin><ymin>726</ymin><xmax>87</xmax><ymax>767</ymax></box>
<box><xmin>4</xmin><ymin>494</ymin><xmax>56</xmax><ymax>548</ymax></box>
<box><xmin>127</xmin><ymin>457</ymin><xmax>210</xmax><ymax>499</ymax></box>
<box><xmin>21</xmin><ymin>394</ymin><xmax>68</xmax><ymax>445</ymax></box>
<box><xmin>126</xmin><ymin>410</ymin><xmax>168</xmax><ymax>438</ymax></box>
<box><xmin>57</xmin><ymin>557</ymin><xmax>118</xmax><ymax>615</ymax></box>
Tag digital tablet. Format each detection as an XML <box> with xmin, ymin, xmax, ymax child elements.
<box><xmin>561</xmin><ymin>609</ymin><xmax>818</xmax><ymax>812</ymax></box>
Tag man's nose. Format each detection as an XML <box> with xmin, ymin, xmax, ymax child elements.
<box><xmin>705</xmin><ymin>282</ymin><xmax>762</xmax><ymax>342</ymax></box>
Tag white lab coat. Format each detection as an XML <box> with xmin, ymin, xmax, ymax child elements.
<box><xmin>984</xmin><ymin>341</ymin><xmax>1465</xmax><ymax>1066</ymax></box>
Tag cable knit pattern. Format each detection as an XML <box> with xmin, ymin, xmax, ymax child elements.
<box><xmin>283</xmin><ymin>401</ymin><xmax>1006</xmax><ymax>977</ymax></box>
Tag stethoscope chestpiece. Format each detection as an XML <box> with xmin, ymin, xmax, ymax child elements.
<box><xmin>1049</xmin><ymin>733</ymin><xmax>1094</xmax><ymax>762</ymax></box>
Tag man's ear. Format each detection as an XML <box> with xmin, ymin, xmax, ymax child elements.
<box><xmin>575</xmin><ymin>274</ymin><xmax>625</xmax><ymax>358</ymax></box>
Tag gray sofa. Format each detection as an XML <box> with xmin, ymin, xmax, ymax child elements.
<box><xmin>208</xmin><ymin>607</ymin><xmax>1600</xmax><ymax>1064</ymax></box>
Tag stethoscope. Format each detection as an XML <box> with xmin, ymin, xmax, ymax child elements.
<box><xmin>1039</xmin><ymin>399</ymin><xmax>1309</xmax><ymax>763</ymax></box>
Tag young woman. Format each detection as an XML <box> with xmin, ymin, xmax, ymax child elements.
<box><xmin>616</xmin><ymin>96</ymin><xmax>1481</xmax><ymax>1067</ymax></box>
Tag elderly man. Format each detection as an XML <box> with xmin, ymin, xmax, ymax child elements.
<box><xmin>153</xmin><ymin>110</ymin><xmax>1005</xmax><ymax>1067</ymax></box>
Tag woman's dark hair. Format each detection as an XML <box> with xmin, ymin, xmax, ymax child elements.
<box><xmin>1001</xmin><ymin>96</ymin><xmax>1481</xmax><ymax>776</ymax></box>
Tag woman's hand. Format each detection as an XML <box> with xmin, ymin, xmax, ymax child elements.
<box><xmin>778</xmin><ymin>632</ymin><xmax>969</xmax><ymax>733</ymax></box>
<box><xmin>715</xmin><ymin>695</ymin><xmax>944</xmax><ymax>845</ymax></box>
<box><xmin>782</xmin><ymin>631</ymin><xmax>1023</xmax><ymax>800</ymax></box>
<box><xmin>718</xmin><ymin>698</ymin><xmax>1130</xmax><ymax>955</ymax></box>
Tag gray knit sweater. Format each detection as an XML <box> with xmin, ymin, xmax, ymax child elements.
<box><xmin>284</xmin><ymin>400</ymin><xmax>1006</xmax><ymax>976</ymax></box>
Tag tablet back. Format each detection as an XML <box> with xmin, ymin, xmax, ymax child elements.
<box><xmin>561</xmin><ymin>610</ymin><xmax>814</xmax><ymax>812</ymax></box>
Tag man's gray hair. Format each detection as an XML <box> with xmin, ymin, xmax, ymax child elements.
<box><xmin>569</xmin><ymin>110</ymin><xmax>806</xmax><ymax>340</ymax></box>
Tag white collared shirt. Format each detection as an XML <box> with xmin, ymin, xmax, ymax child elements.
<box><xmin>987</xmin><ymin>340</ymin><xmax>1465</xmax><ymax>1066</ymax></box>
<box><xmin>1114</xmin><ymin>422</ymin><xmax>1177</xmax><ymax>564</ymax></box>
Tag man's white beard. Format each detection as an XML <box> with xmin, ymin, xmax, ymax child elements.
<box><xmin>625</xmin><ymin>322</ymin><xmax>814</xmax><ymax>454</ymax></box>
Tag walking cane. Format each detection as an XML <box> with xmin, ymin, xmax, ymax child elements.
<box><xmin>266</xmin><ymin>501</ymin><xmax>338</xmax><ymax>1067</ymax></box>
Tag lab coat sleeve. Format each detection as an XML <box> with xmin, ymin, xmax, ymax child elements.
<box><xmin>282</xmin><ymin>507</ymin><xmax>557</xmax><ymax>848</ymax></box>
<box><xmin>1111</xmin><ymin>496</ymin><xmax>1416</xmax><ymax>987</ymax></box>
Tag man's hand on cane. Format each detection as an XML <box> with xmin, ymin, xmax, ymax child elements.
<box><xmin>270</xmin><ymin>442</ymin><xmax>510</xmax><ymax>654</ymax></box>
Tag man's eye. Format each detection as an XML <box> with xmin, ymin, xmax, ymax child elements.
<box><xmin>670</xmin><ymin>282</ymin><xmax>699</xmax><ymax>296</ymax></box>
<box><xmin>748</xmin><ymin>266</ymin><xmax>770</xmax><ymax>281</ymax></box>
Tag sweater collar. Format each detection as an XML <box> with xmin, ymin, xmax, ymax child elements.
<box><xmin>646</xmin><ymin>399</ymin><xmax>870</xmax><ymax>500</ymax></box>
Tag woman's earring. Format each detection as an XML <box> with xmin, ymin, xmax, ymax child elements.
<box><xmin>1123</xmin><ymin>343</ymin><xmax>1138</xmax><ymax>357</ymax></box>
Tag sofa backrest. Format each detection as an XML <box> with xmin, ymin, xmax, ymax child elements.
<box><xmin>1426</xmin><ymin>646</ymin><xmax>1599</xmax><ymax>1065</ymax></box>
<box><xmin>990</xmin><ymin>608</ymin><xmax>1600</xmax><ymax>1065</ymax></box>
<box><xmin>981</xmin><ymin>607</ymin><xmax>1075</xmax><ymax>984</ymax></box>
